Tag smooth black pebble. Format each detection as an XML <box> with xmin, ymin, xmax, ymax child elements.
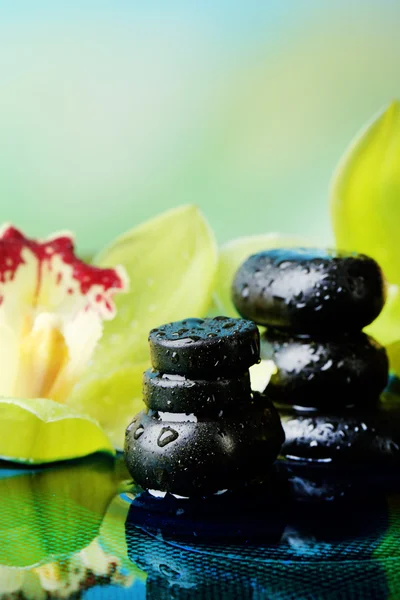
<box><xmin>143</xmin><ymin>369</ymin><xmax>251</xmax><ymax>414</ymax></box>
<box><xmin>260</xmin><ymin>330</ymin><xmax>388</xmax><ymax>409</ymax></box>
<box><xmin>232</xmin><ymin>248</ymin><xmax>386</xmax><ymax>333</ymax></box>
<box><xmin>125</xmin><ymin>396</ymin><xmax>284</xmax><ymax>498</ymax></box>
<box><xmin>279</xmin><ymin>395</ymin><xmax>400</xmax><ymax>466</ymax></box>
<box><xmin>149</xmin><ymin>316</ymin><xmax>260</xmax><ymax>375</ymax></box>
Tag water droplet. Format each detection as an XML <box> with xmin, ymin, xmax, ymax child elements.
<box><xmin>176</xmin><ymin>508</ymin><xmax>185</xmax><ymax>516</ymax></box>
<box><xmin>321</xmin><ymin>359</ymin><xmax>333</xmax><ymax>371</ymax></box>
<box><xmin>126</xmin><ymin>420</ymin><xmax>136</xmax><ymax>432</ymax></box>
<box><xmin>207</xmin><ymin>332</ymin><xmax>217</xmax><ymax>338</ymax></box>
<box><xmin>241</xmin><ymin>285</ymin><xmax>249</xmax><ymax>299</ymax></box>
<box><xmin>324</xmin><ymin>294</ymin><xmax>330</xmax><ymax>301</ymax></box>
<box><xmin>171</xmin><ymin>352</ymin><xmax>179</xmax><ymax>364</ymax></box>
<box><xmin>222</xmin><ymin>322</ymin><xmax>235</xmax><ymax>329</ymax></box>
<box><xmin>296</xmin><ymin>302</ymin><xmax>306</xmax><ymax>309</ymax></box>
<box><xmin>134</xmin><ymin>425</ymin><xmax>145</xmax><ymax>440</ymax></box>
<box><xmin>310</xmin><ymin>440</ymin><xmax>318</xmax><ymax>447</ymax></box>
<box><xmin>157</xmin><ymin>427</ymin><xmax>179</xmax><ymax>447</ymax></box>
<box><xmin>361</xmin><ymin>423</ymin><xmax>367</xmax><ymax>431</ymax></box>
<box><xmin>337</xmin><ymin>286</ymin><xmax>343</xmax><ymax>293</ymax></box>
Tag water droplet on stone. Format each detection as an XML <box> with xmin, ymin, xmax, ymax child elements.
<box><xmin>321</xmin><ymin>359</ymin><xmax>333</xmax><ymax>371</ymax></box>
<box><xmin>279</xmin><ymin>261</ymin><xmax>291</xmax><ymax>269</ymax></box>
<box><xmin>134</xmin><ymin>425</ymin><xmax>145</xmax><ymax>440</ymax></box>
<box><xmin>171</xmin><ymin>352</ymin><xmax>179</xmax><ymax>364</ymax></box>
<box><xmin>157</xmin><ymin>427</ymin><xmax>179</xmax><ymax>447</ymax></box>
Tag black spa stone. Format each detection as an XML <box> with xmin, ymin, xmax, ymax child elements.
<box><xmin>143</xmin><ymin>369</ymin><xmax>251</xmax><ymax>414</ymax></box>
<box><xmin>278</xmin><ymin>395</ymin><xmax>400</xmax><ymax>466</ymax></box>
<box><xmin>125</xmin><ymin>395</ymin><xmax>284</xmax><ymax>497</ymax></box>
<box><xmin>148</xmin><ymin>316</ymin><xmax>260</xmax><ymax>376</ymax></box>
<box><xmin>260</xmin><ymin>330</ymin><xmax>388</xmax><ymax>409</ymax></box>
<box><xmin>232</xmin><ymin>248</ymin><xmax>386</xmax><ymax>333</ymax></box>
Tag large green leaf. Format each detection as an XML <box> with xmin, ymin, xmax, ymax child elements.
<box><xmin>331</xmin><ymin>101</ymin><xmax>400</xmax><ymax>344</ymax></box>
<box><xmin>332</xmin><ymin>101</ymin><xmax>400</xmax><ymax>284</ymax></box>
<box><xmin>69</xmin><ymin>205</ymin><xmax>218</xmax><ymax>449</ymax></box>
<box><xmin>0</xmin><ymin>398</ymin><xmax>114</xmax><ymax>464</ymax></box>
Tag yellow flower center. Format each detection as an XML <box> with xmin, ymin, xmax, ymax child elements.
<box><xmin>15</xmin><ymin>313</ymin><xmax>69</xmax><ymax>400</ymax></box>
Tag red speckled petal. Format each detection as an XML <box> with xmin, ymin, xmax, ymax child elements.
<box><xmin>0</xmin><ymin>225</ymin><xmax>128</xmax><ymax>401</ymax></box>
<box><xmin>0</xmin><ymin>225</ymin><xmax>128</xmax><ymax>320</ymax></box>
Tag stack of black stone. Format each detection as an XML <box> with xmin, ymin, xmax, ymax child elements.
<box><xmin>125</xmin><ymin>316</ymin><xmax>284</xmax><ymax>498</ymax></box>
<box><xmin>232</xmin><ymin>248</ymin><xmax>400</xmax><ymax>466</ymax></box>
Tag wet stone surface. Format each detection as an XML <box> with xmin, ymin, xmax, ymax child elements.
<box><xmin>232</xmin><ymin>248</ymin><xmax>386</xmax><ymax>333</ymax></box>
<box><xmin>260</xmin><ymin>330</ymin><xmax>388</xmax><ymax>409</ymax></box>
<box><xmin>148</xmin><ymin>316</ymin><xmax>260</xmax><ymax>375</ymax></box>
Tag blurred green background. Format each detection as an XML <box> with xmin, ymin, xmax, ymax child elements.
<box><xmin>1</xmin><ymin>0</ymin><xmax>399</xmax><ymax>253</ymax></box>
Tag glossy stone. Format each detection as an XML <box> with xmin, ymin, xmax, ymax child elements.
<box><xmin>260</xmin><ymin>330</ymin><xmax>388</xmax><ymax>409</ymax></box>
<box><xmin>232</xmin><ymin>248</ymin><xmax>386</xmax><ymax>333</ymax></box>
<box><xmin>142</xmin><ymin>369</ymin><xmax>252</xmax><ymax>414</ymax></box>
<box><xmin>278</xmin><ymin>395</ymin><xmax>400</xmax><ymax>465</ymax></box>
<box><xmin>125</xmin><ymin>395</ymin><xmax>284</xmax><ymax>497</ymax></box>
<box><xmin>149</xmin><ymin>316</ymin><xmax>260</xmax><ymax>375</ymax></box>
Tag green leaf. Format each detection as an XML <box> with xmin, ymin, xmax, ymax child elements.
<box><xmin>365</xmin><ymin>284</ymin><xmax>400</xmax><ymax>346</ymax></box>
<box><xmin>213</xmin><ymin>233</ymin><xmax>312</xmax><ymax>317</ymax></box>
<box><xmin>0</xmin><ymin>398</ymin><xmax>114</xmax><ymax>464</ymax></box>
<box><xmin>69</xmin><ymin>205</ymin><xmax>218</xmax><ymax>449</ymax></box>
<box><xmin>69</xmin><ymin>362</ymin><xmax>147</xmax><ymax>450</ymax></box>
<box><xmin>331</xmin><ymin>101</ymin><xmax>400</xmax><ymax>284</ymax></box>
<box><xmin>386</xmin><ymin>339</ymin><xmax>400</xmax><ymax>377</ymax></box>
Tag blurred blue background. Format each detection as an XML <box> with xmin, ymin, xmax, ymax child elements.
<box><xmin>1</xmin><ymin>0</ymin><xmax>399</xmax><ymax>252</ymax></box>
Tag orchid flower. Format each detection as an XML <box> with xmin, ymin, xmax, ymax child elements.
<box><xmin>0</xmin><ymin>225</ymin><xmax>128</xmax><ymax>404</ymax></box>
